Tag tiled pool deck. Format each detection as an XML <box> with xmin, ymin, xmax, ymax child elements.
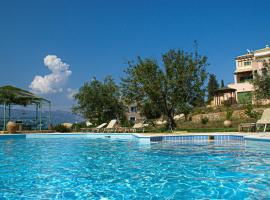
<box><xmin>0</xmin><ymin>132</ymin><xmax>270</xmax><ymax>142</ymax></box>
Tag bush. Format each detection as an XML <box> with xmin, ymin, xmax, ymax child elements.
<box><xmin>201</xmin><ymin>117</ymin><xmax>209</xmax><ymax>124</ymax></box>
<box><xmin>53</xmin><ymin>124</ymin><xmax>71</xmax><ymax>133</ymax></box>
<box><xmin>193</xmin><ymin>106</ymin><xmax>214</xmax><ymax>114</ymax></box>
<box><xmin>71</xmin><ymin>122</ymin><xmax>89</xmax><ymax>132</ymax></box>
<box><xmin>245</xmin><ymin>103</ymin><xmax>259</xmax><ymax>119</ymax></box>
<box><xmin>226</xmin><ymin>108</ymin><xmax>233</xmax><ymax>120</ymax></box>
<box><xmin>223</xmin><ymin>100</ymin><xmax>232</xmax><ymax>107</ymax></box>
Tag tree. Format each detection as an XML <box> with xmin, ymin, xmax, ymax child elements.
<box><xmin>253</xmin><ymin>61</ymin><xmax>270</xmax><ymax>100</ymax></box>
<box><xmin>140</xmin><ymin>100</ymin><xmax>162</xmax><ymax>120</ymax></box>
<box><xmin>121</xmin><ymin>48</ymin><xmax>208</xmax><ymax>130</ymax></box>
<box><xmin>207</xmin><ymin>74</ymin><xmax>219</xmax><ymax>102</ymax></box>
<box><xmin>221</xmin><ymin>79</ymin><xmax>225</xmax><ymax>88</ymax></box>
<box><xmin>72</xmin><ymin>76</ymin><xmax>127</xmax><ymax>125</ymax></box>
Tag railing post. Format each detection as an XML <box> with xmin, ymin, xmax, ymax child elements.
<box><xmin>39</xmin><ymin>103</ymin><xmax>42</xmax><ymax>131</ymax></box>
<box><xmin>8</xmin><ymin>104</ymin><xmax>11</xmax><ymax>122</ymax></box>
<box><xmin>3</xmin><ymin>102</ymin><xmax>6</xmax><ymax>131</ymax></box>
<box><xmin>48</xmin><ymin>102</ymin><xmax>51</xmax><ymax>129</ymax></box>
<box><xmin>35</xmin><ymin>103</ymin><xmax>38</xmax><ymax>130</ymax></box>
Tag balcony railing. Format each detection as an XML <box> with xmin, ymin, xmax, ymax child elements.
<box><xmin>0</xmin><ymin>117</ymin><xmax>49</xmax><ymax>131</ymax></box>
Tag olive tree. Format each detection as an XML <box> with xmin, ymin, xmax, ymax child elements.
<box><xmin>121</xmin><ymin>48</ymin><xmax>208</xmax><ymax>130</ymax></box>
<box><xmin>253</xmin><ymin>61</ymin><xmax>270</xmax><ymax>100</ymax></box>
<box><xmin>73</xmin><ymin>76</ymin><xmax>126</xmax><ymax>125</ymax></box>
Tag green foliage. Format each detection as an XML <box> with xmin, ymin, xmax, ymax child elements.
<box><xmin>223</xmin><ymin>99</ymin><xmax>233</xmax><ymax>107</ymax></box>
<box><xmin>71</xmin><ymin>122</ymin><xmax>88</xmax><ymax>132</ymax></box>
<box><xmin>225</xmin><ymin>108</ymin><xmax>233</xmax><ymax>120</ymax></box>
<box><xmin>121</xmin><ymin>45</ymin><xmax>208</xmax><ymax>130</ymax></box>
<box><xmin>244</xmin><ymin>103</ymin><xmax>259</xmax><ymax>119</ymax></box>
<box><xmin>201</xmin><ymin>117</ymin><xmax>209</xmax><ymax>124</ymax></box>
<box><xmin>207</xmin><ymin>74</ymin><xmax>219</xmax><ymax>102</ymax></box>
<box><xmin>220</xmin><ymin>80</ymin><xmax>225</xmax><ymax>88</ymax></box>
<box><xmin>0</xmin><ymin>85</ymin><xmax>47</xmax><ymax>106</ymax></box>
<box><xmin>53</xmin><ymin>124</ymin><xmax>71</xmax><ymax>133</ymax></box>
<box><xmin>253</xmin><ymin>61</ymin><xmax>270</xmax><ymax>100</ymax></box>
<box><xmin>140</xmin><ymin>101</ymin><xmax>162</xmax><ymax>120</ymax></box>
<box><xmin>238</xmin><ymin>92</ymin><xmax>252</xmax><ymax>104</ymax></box>
<box><xmin>73</xmin><ymin>76</ymin><xmax>127</xmax><ymax>125</ymax></box>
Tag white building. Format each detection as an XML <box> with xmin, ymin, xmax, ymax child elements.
<box><xmin>228</xmin><ymin>44</ymin><xmax>270</xmax><ymax>104</ymax></box>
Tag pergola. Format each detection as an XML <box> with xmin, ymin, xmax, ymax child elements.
<box><xmin>0</xmin><ymin>85</ymin><xmax>51</xmax><ymax>131</ymax></box>
<box><xmin>213</xmin><ymin>87</ymin><xmax>237</xmax><ymax>107</ymax></box>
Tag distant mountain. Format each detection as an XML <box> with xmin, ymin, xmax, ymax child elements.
<box><xmin>48</xmin><ymin>110</ymin><xmax>84</xmax><ymax>125</ymax></box>
<box><xmin>0</xmin><ymin>108</ymin><xmax>84</xmax><ymax>125</ymax></box>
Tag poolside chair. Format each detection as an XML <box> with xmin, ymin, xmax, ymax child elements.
<box><xmin>104</xmin><ymin>119</ymin><xmax>118</xmax><ymax>133</ymax></box>
<box><xmin>130</xmin><ymin>122</ymin><xmax>149</xmax><ymax>133</ymax></box>
<box><xmin>256</xmin><ymin>108</ymin><xmax>270</xmax><ymax>132</ymax></box>
<box><xmin>86</xmin><ymin>123</ymin><xmax>107</xmax><ymax>133</ymax></box>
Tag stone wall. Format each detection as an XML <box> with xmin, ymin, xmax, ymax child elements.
<box><xmin>191</xmin><ymin>108</ymin><xmax>264</xmax><ymax>123</ymax></box>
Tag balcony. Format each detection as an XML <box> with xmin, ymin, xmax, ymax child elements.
<box><xmin>234</xmin><ymin>67</ymin><xmax>253</xmax><ymax>74</ymax></box>
<box><xmin>228</xmin><ymin>82</ymin><xmax>254</xmax><ymax>93</ymax></box>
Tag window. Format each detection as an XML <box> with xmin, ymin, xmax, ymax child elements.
<box><xmin>239</xmin><ymin>74</ymin><xmax>253</xmax><ymax>82</ymax></box>
<box><xmin>244</xmin><ymin>61</ymin><xmax>251</xmax><ymax>66</ymax></box>
<box><xmin>130</xmin><ymin>106</ymin><xmax>137</xmax><ymax>113</ymax></box>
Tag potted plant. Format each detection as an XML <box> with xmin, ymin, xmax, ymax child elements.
<box><xmin>6</xmin><ymin>121</ymin><xmax>17</xmax><ymax>133</ymax></box>
<box><xmin>224</xmin><ymin>108</ymin><xmax>233</xmax><ymax>127</ymax></box>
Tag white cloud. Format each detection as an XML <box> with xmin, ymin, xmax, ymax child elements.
<box><xmin>66</xmin><ymin>88</ymin><xmax>78</xmax><ymax>100</ymax></box>
<box><xmin>29</xmin><ymin>55</ymin><xmax>72</xmax><ymax>94</ymax></box>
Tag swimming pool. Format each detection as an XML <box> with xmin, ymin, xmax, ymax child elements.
<box><xmin>0</xmin><ymin>134</ymin><xmax>270</xmax><ymax>199</ymax></box>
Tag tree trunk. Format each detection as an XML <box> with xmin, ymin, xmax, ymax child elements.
<box><xmin>167</xmin><ymin>114</ymin><xmax>176</xmax><ymax>131</ymax></box>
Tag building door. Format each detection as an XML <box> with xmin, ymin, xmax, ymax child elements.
<box><xmin>237</xmin><ymin>92</ymin><xmax>252</xmax><ymax>104</ymax></box>
<box><xmin>129</xmin><ymin>117</ymin><xmax>136</xmax><ymax>123</ymax></box>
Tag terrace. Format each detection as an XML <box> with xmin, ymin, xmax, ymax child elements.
<box><xmin>0</xmin><ymin>85</ymin><xmax>51</xmax><ymax>131</ymax></box>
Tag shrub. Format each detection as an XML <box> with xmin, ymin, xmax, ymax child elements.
<box><xmin>71</xmin><ymin>122</ymin><xmax>89</xmax><ymax>132</ymax></box>
<box><xmin>53</xmin><ymin>124</ymin><xmax>70</xmax><ymax>133</ymax></box>
<box><xmin>121</xmin><ymin>119</ymin><xmax>135</xmax><ymax>128</ymax></box>
<box><xmin>223</xmin><ymin>100</ymin><xmax>232</xmax><ymax>108</ymax></box>
<box><xmin>201</xmin><ymin>117</ymin><xmax>209</xmax><ymax>124</ymax></box>
<box><xmin>226</xmin><ymin>108</ymin><xmax>233</xmax><ymax>120</ymax></box>
<box><xmin>245</xmin><ymin>103</ymin><xmax>259</xmax><ymax>119</ymax></box>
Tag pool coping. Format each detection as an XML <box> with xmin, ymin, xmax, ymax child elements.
<box><xmin>0</xmin><ymin>132</ymin><xmax>270</xmax><ymax>142</ymax></box>
<box><xmin>135</xmin><ymin>133</ymin><xmax>270</xmax><ymax>142</ymax></box>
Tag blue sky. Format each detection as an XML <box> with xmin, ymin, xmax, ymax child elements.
<box><xmin>0</xmin><ymin>0</ymin><xmax>269</xmax><ymax>111</ymax></box>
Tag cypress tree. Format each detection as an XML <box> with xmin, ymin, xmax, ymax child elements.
<box><xmin>207</xmin><ymin>74</ymin><xmax>219</xmax><ymax>102</ymax></box>
<box><xmin>221</xmin><ymin>80</ymin><xmax>225</xmax><ymax>88</ymax></box>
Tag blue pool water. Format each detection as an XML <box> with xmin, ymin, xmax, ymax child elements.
<box><xmin>0</xmin><ymin>135</ymin><xmax>270</xmax><ymax>199</ymax></box>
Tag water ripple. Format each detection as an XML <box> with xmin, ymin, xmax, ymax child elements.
<box><xmin>0</xmin><ymin>138</ymin><xmax>270</xmax><ymax>199</ymax></box>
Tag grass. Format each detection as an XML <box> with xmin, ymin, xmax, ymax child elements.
<box><xmin>142</xmin><ymin>127</ymin><xmax>238</xmax><ymax>133</ymax></box>
<box><xmin>142</xmin><ymin>118</ymin><xmax>254</xmax><ymax>133</ymax></box>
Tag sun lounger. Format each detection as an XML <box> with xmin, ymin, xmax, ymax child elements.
<box><xmin>103</xmin><ymin>119</ymin><xmax>118</xmax><ymax>132</ymax></box>
<box><xmin>80</xmin><ymin>123</ymin><xmax>107</xmax><ymax>133</ymax></box>
<box><xmin>256</xmin><ymin>108</ymin><xmax>270</xmax><ymax>132</ymax></box>
<box><xmin>129</xmin><ymin>122</ymin><xmax>149</xmax><ymax>133</ymax></box>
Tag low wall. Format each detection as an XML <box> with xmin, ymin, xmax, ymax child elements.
<box><xmin>191</xmin><ymin>108</ymin><xmax>264</xmax><ymax>123</ymax></box>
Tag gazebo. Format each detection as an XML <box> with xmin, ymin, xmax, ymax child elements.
<box><xmin>213</xmin><ymin>87</ymin><xmax>237</xmax><ymax>107</ymax></box>
<box><xmin>0</xmin><ymin>85</ymin><xmax>51</xmax><ymax>131</ymax></box>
